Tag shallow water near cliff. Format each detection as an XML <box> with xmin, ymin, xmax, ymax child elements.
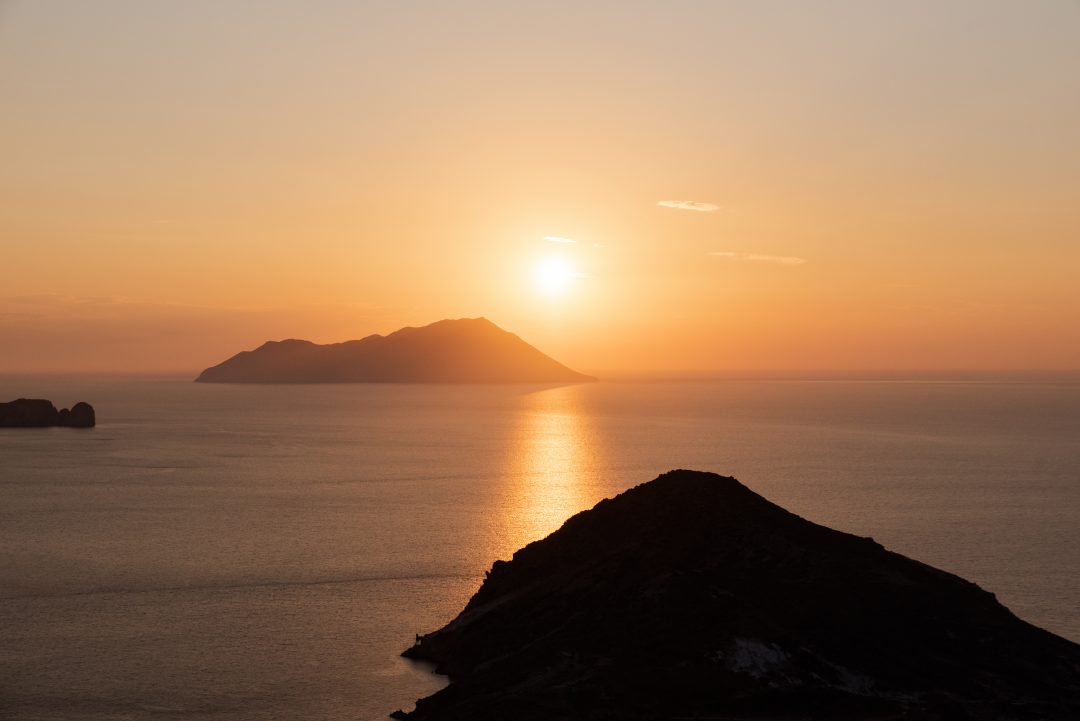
<box><xmin>1</xmin><ymin>375</ymin><xmax>1078</xmax><ymax>720</ymax></box>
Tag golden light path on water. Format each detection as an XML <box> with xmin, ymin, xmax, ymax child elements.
<box><xmin>498</xmin><ymin>384</ymin><xmax>607</xmax><ymax>555</ymax></box>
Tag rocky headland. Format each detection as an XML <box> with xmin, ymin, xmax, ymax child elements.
<box><xmin>0</xmin><ymin>399</ymin><xmax>96</xmax><ymax>428</ymax></box>
<box><xmin>396</xmin><ymin>469</ymin><xmax>1080</xmax><ymax>721</ymax></box>
<box><xmin>196</xmin><ymin>317</ymin><xmax>594</xmax><ymax>384</ymax></box>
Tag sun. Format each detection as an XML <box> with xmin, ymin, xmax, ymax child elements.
<box><xmin>534</xmin><ymin>256</ymin><xmax>578</xmax><ymax>296</ymax></box>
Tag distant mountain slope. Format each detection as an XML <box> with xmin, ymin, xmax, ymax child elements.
<box><xmin>195</xmin><ymin>317</ymin><xmax>595</xmax><ymax>383</ymax></box>
<box><xmin>397</xmin><ymin>470</ymin><xmax>1080</xmax><ymax>721</ymax></box>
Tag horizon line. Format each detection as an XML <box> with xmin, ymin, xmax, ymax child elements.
<box><xmin>3</xmin><ymin>369</ymin><xmax>1080</xmax><ymax>383</ymax></box>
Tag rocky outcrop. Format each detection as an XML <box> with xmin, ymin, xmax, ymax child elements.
<box><xmin>0</xmin><ymin>399</ymin><xmax>96</xmax><ymax>428</ymax></box>
<box><xmin>396</xmin><ymin>470</ymin><xmax>1080</xmax><ymax>721</ymax></box>
<box><xmin>195</xmin><ymin>317</ymin><xmax>595</xmax><ymax>384</ymax></box>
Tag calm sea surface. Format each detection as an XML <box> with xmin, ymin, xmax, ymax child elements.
<box><xmin>1</xmin><ymin>376</ymin><xmax>1078</xmax><ymax>720</ymax></box>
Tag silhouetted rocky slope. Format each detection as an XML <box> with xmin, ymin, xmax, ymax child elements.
<box><xmin>196</xmin><ymin>318</ymin><xmax>594</xmax><ymax>384</ymax></box>
<box><xmin>397</xmin><ymin>470</ymin><xmax>1080</xmax><ymax>721</ymax></box>
<box><xmin>0</xmin><ymin>399</ymin><xmax>95</xmax><ymax>428</ymax></box>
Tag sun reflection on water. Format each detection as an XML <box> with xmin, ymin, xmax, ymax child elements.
<box><xmin>498</xmin><ymin>384</ymin><xmax>606</xmax><ymax>555</ymax></box>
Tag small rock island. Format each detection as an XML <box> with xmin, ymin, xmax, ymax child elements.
<box><xmin>0</xmin><ymin>399</ymin><xmax>95</xmax><ymax>428</ymax></box>
<box><xmin>396</xmin><ymin>470</ymin><xmax>1080</xmax><ymax>721</ymax></box>
<box><xmin>196</xmin><ymin>317</ymin><xmax>594</xmax><ymax>384</ymax></box>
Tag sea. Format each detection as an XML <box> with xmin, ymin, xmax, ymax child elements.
<box><xmin>1</xmin><ymin>375</ymin><xmax>1078</xmax><ymax>720</ymax></box>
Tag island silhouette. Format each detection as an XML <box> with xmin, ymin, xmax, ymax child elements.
<box><xmin>396</xmin><ymin>470</ymin><xmax>1080</xmax><ymax>721</ymax></box>
<box><xmin>0</xmin><ymin>399</ymin><xmax>95</xmax><ymax>428</ymax></box>
<box><xmin>195</xmin><ymin>317</ymin><xmax>595</xmax><ymax>384</ymax></box>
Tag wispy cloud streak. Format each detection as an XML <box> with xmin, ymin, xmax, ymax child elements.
<box><xmin>709</xmin><ymin>252</ymin><xmax>808</xmax><ymax>265</ymax></box>
<box><xmin>543</xmin><ymin>236</ymin><xmax>577</xmax><ymax>244</ymax></box>
<box><xmin>658</xmin><ymin>200</ymin><xmax>720</xmax><ymax>212</ymax></box>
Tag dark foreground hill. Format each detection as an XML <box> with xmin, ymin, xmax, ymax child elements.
<box><xmin>397</xmin><ymin>470</ymin><xmax>1080</xmax><ymax>721</ymax></box>
<box><xmin>195</xmin><ymin>318</ymin><xmax>594</xmax><ymax>384</ymax></box>
<box><xmin>0</xmin><ymin>399</ymin><xmax>95</xmax><ymax>428</ymax></box>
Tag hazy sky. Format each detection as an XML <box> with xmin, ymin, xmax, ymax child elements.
<box><xmin>2</xmin><ymin>1</ymin><xmax>1078</xmax><ymax>374</ymax></box>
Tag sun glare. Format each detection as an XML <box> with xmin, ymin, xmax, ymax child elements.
<box><xmin>534</xmin><ymin>256</ymin><xmax>578</xmax><ymax>297</ymax></box>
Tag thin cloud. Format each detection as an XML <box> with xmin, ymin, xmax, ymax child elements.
<box><xmin>709</xmin><ymin>252</ymin><xmax>808</xmax><ymax>266</ymax></box>
<box><xmin>543</xmin><ymin>236</ymin><xmax>577</xmax><ymax>244</ymax></box>
<box><xmin>658</xmin><ymin>200</ymin><xmax>720</xmax><ymax>213</ymax></box>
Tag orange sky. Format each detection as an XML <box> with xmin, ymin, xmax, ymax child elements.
<box><xmin>2</xmin><ymin>1</ymin><xmax>1079</xmax><ymax>375</ymax></box>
